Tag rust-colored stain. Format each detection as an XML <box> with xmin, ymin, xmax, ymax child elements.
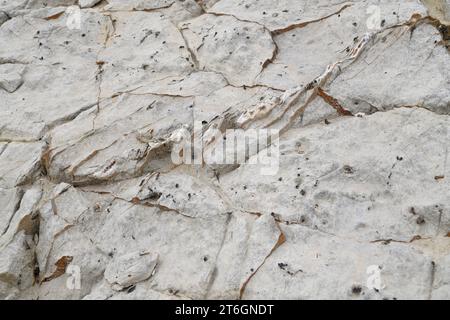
<box><xmin>42</xmin><ymin>256</ymin><xmax>74</xmax><ymax>283</ymax></box>
<box><xmin>45</xmin><ymin>12</ymin><xmax>65</xmax><ymax>21</ymax></box>
<box><xmin>317</xmin><ymin>87</ymin><xmax>353</xmax><ymax>116</ymax></box>
<box><xmin>273</xmin><ymin>4</ymin><xmax>352</xmax><ymax>35</ymax></box>
<box><xmin>239</xmin><ymin>228</ymin><xmax>286</xmax><ymax>299</ymax></box>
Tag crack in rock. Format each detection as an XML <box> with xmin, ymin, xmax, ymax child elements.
<box><xmin>1</xmin><ymin>0</ymin><xmax>449</xmax><ymax>300</ymax></box>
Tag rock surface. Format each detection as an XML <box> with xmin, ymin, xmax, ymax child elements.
<box><xmin>0</xmin><ymin>0</ymin><xmax>449</xmax><ymax>300</ymax></box>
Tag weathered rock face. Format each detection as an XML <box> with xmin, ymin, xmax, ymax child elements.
<box><xmin>0</xmin><ymin>0</ymin><xmax>449</xmax><ymax>300</ymax></box>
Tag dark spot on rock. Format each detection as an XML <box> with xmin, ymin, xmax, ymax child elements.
<box><xmin>278</xmin><ymin>262</ymin><xmax>288</xmax><ymax>270</ymax></box>
<box><xmin>352</xmin><ymin>285</ymin><xmax>362</xmax><ymax>295</ymax></box>
<box><xmin>343</xmin><ymin>165</ymin><xmax>354</xmax><ymax>174</ymax></box>
<box><xmin>145</xmin><ymin>190</ymin><xmax>162</xmax><ymax>201</ymax></box>
<box><xmin>416</xmin><ymin>216</ymin><xmax>426</xmax><ymax>225</ymax></box>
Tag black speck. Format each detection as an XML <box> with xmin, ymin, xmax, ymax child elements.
<box><xmin>352</xmin><ymin>285</ymin><xmax>362</xmax><ymax>295</ymax></box>
<box><xmin>278</xmin><ymin>262</ymin><xmax>288</xmax><ymax>270</ymax></box>
<box><xmin>416</xmin><ymin>216</ymin><xmax>426</xmax><ymax>225</ymax></box>
<box><xmin>343</xmin><ymin>165</ymin><xmax>354</xmax><ymax>174</ymax></box>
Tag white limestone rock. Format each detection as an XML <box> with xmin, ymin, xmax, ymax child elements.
<box><xmin>0</xmin><ymin>187</ymin><xmax>42</xmax><ymax>298</ymax></box>
<box><xmin>0</xmin><ymin>11</ymin><xmax>113</xmax><ymax>141</ymax></box>
<box><xmin>84</xmin><ymin>278</ymin><xmax>188</xmax><ymax>300</ymax></box>
<box><xmin>0</xmin><ymin>1</ymin><xmax>77</xmax><ymax>14</ymax></box>
<box><xmin>98</xmin><ymin>11</ymin><xmax>195</xmax><ymax>98</ymax></box>
<box><xmin>0</xmin><ymin>11</ymin><xmax>8</xmax><ymax>26</ymax></box>
<box><xmin>0</xmin><ymin>186</ymin><xmax>42</xmax><ymax>248</ymax></box>
<box><xmin>104</xmin><ymin>251</ymin><xmax>158</xmax><ymax>291</ymax></box>
<box><xmin>79</xmin><ymin>0</ymin><xmax>101</xmax><ymax>9</ymax></box>
<box><xmin>207</xmin><ymin>213</ymin><xmax>284</xmax><ymax>299</ymax></box>
<box><xmin>0</xmin><ymin>63</ymin><xmax>25</xmax><ymax>93</ymax></box>
<box><xmin>431</xmin><ymin>250</ymin><xmax>450</xmax><ymax>299</ymax></box>
<box><xmin>242</xmin><ymin>224</ymin><xmax>435</xmax><ymax>300</ymax></box>
<box><xmin>0</xmin><ymin>142</ymin><xmax>44</xmax><ymax>188</ymax></box>
<box><xmin>0</xmin><ymin>0</ymin><xmax>449</xmax><ymax>300</ymax></box>
<box><xmin>104</xmin><ymin>0</ymin><xmax>175</xmax><ymax>11</ymax></box>
<box><xmin>47</xmin><ymin>93</ymin><xmax>194</xmax><ymax>185</ymax></box>
<box><xmin>220</xmin><ymin>108</ymin><xmax>450</xmax><ymax>242</ymax></box>
<box><xmin>326</xmin><ymin>23</ymin><xmax>450</xmax><ymax>115</ymax></box>
<box><xmin>209</xmin><ymin>0</ymin><xmax>352</xmax><ymax>32</ymax></box>
<box><xmin>0</xmin><ymin>232</ymin><xmax>35</xmax><ymax>299</ymax></box>
<box><xmin>180</xmin><ymin>14</ymin><xmax>277</xmax><ymax>86</ymax></box>
<box><xmin>255</xmin><ymin>0</ymin><xmax>429</xmax><ymax>90</ymax></box>
<box><xmin>104</xmin><ymin>0</ymin><xmax>203</xmax><ymax>24</ymax></box>
<box><xmin>196</xmin><ymin>0</ymin><xmax>220</xmax><ymax>11</ymax></box>
<box><xmin>0</xmin><ymin>188</ymin><xmax>23</xmax><ymax>235</ymax></box>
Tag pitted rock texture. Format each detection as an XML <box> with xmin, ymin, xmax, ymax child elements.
<box><xmin>0</xmin><ymin>0</ymin><xmax>449</xmax><ymax>300</ymax></box>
